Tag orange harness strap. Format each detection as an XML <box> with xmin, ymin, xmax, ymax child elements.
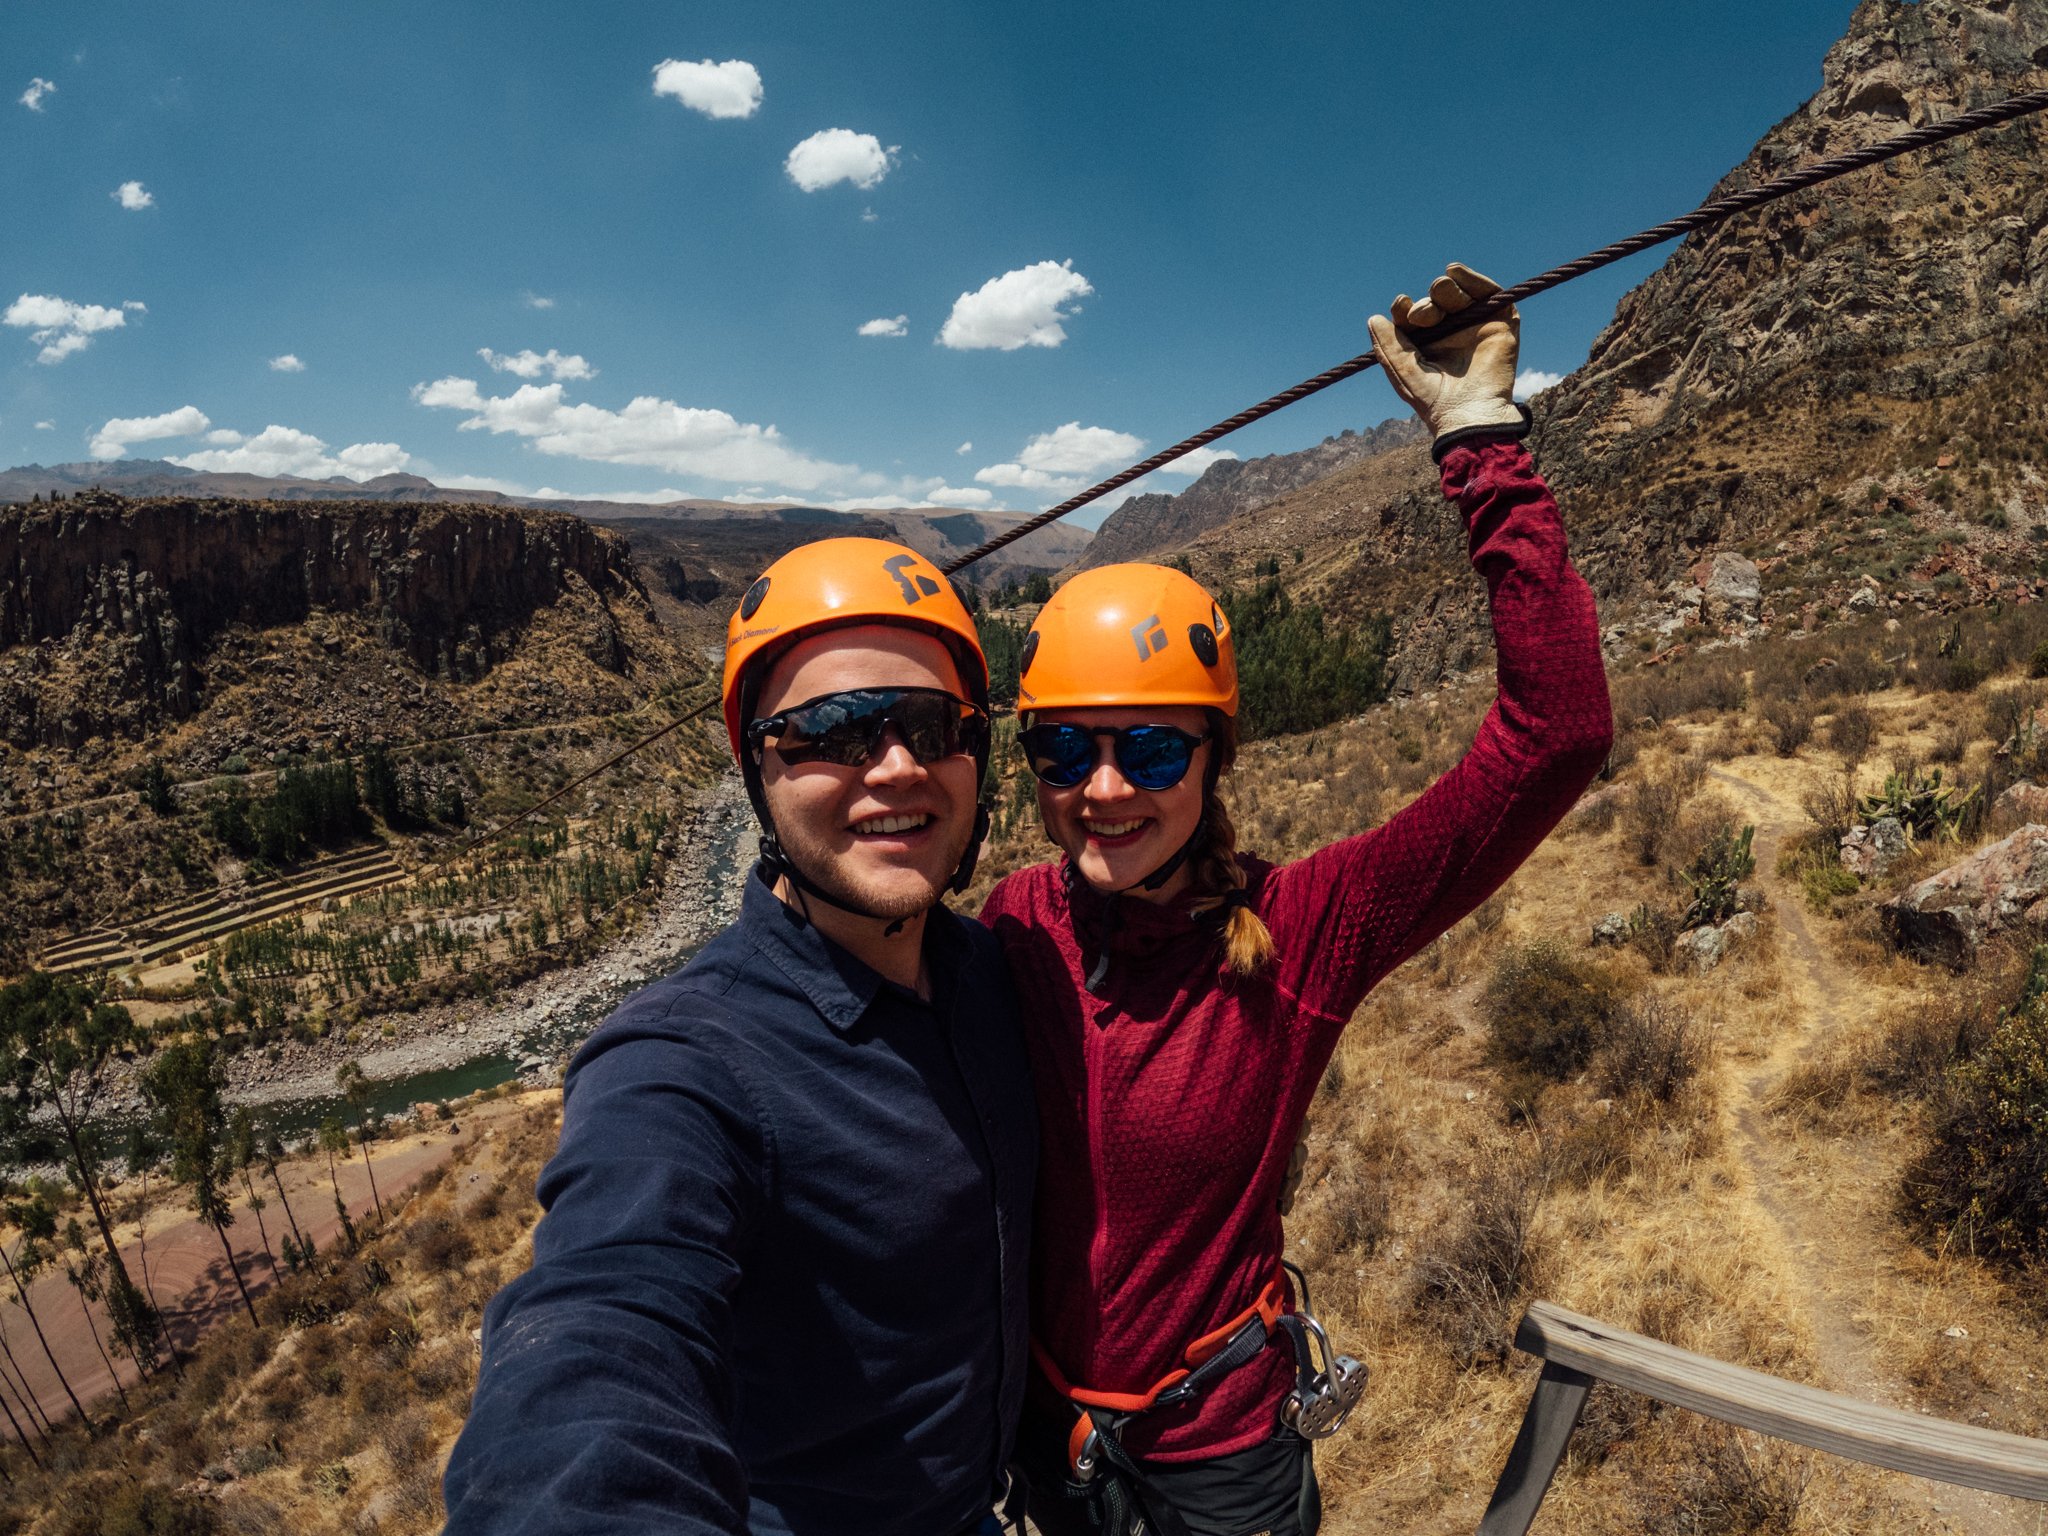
<box><xmin>1030</xmin><ymin>1279</ymin><xmax>1288</xmax><ymax>1468</ymax></box>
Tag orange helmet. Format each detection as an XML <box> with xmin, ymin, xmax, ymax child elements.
<box><xmin>721</xmin><ymin>536</ymin><xmax>988</xmax><ymax>758</ymax></box>
<box><xmin>1019</xmin><ymin>563</ymin><xmax>1237</xmax><ymax>717</ymax></box>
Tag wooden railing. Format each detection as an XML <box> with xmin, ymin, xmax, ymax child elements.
<box><xmin>1478</xmin><ymin>1301</ymin><xmax>2048</xmax><ymax>1535</ymax></box>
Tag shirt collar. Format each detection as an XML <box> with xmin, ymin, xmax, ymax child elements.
<box><xmin>739</xmin><ymin>862</ymin><xmax>967</xmax><ymax>1033</ymax></box>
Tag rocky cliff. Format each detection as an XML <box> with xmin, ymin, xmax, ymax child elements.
<box><xmin>1137</xmin><ymin>0</ymin><xmax>2048</xmax><ymax>694</ymax></box>
<box><xmin>1079</xmin><ymin>417</ymin><xmax>1425</xmax><ymax>569</ymax></box>
<box><xmin>1533</xmin><ymin>0</ymin><xmax>2048</xmax><ymax>599</ymax></box>
<box><xmin>0</xmin><ymin>494</ymin><xmax>653</xmax><ymax>748</ymax></box>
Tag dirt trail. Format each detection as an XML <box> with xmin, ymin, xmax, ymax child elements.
<box><xmin>1709</xmin><ymin>763</ymin><xmax>2039</xmax><ymax>1536</ymax></box>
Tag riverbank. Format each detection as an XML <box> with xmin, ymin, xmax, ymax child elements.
<box><xmin>93</xmin><ymin>774</ymin><xmax>752</xmax><ymax>1131</ymax></box>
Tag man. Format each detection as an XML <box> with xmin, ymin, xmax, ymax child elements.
<box><xmin>443</xmin><ymin>537</ymin><xmax>1036</xmax><ymax>1535</ymax></box>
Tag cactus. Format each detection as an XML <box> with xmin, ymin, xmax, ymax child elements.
<box><xmin>1678</xmin><ymin>823</ymin><xmax>1755</xmax><ymax>929</ymax></box>
<box><xmin>1857</xmin><ymin>765</ymin><xmax>1978</xmax><ymax>842</ymax></box>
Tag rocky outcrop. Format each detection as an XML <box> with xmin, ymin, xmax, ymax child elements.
<box><xmin>1528</xmin><ymin>0</ymin><xmax>2048</xmax><ymax>604</ymax></box>
<box><xmin>1882</xmin><ymin>823</ymin><xmax>2048</xmax><ymax>964</ymax></box>
<box><xmin>1081</xmin><ymin>417</ymin><xmax>1425</xmax><ymax>569</ymax></box>
<box><xmin>0</xmin><ymin>493</ymin><xmax>650</xmax><ymax>747</ymax></box>
<box><xmin>1841</xmin><ymin>814</ymin><xmax>1911</xmax><ymax>876</ymax></box>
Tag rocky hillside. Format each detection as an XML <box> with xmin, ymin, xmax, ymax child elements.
<box><xmin>0</xmin><ymin>494</ymin><xmax>659</xmax><ymax>750</ymax></box>
<box><xmin>1130</xmin><ymin>0</ymin><xmax>2048</xmax><ymax>698</ymax></box>
<box><xmin>1532</xmin><ymin>0</ymin><xmax>2048</xmax><ymax>602</ymax></box>
<box><xmin>1079</xmin><ymin>416</ymin><xmax>1424</xmax><ymax>569</ymax></box>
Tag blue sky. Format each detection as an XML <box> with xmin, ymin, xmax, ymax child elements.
<box><xmin>4</xmin><ymin>1</ymin><xmax>1865</xmax><ymax>527</ymax></box>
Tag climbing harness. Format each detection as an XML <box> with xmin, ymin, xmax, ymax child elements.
<box><xmin>1031</xmin><ymin>1262</ymin><xmax>1365</xmax><ymax>1535</ymax></box>
<box><xmin>455</xmin><ymin>85</ymin><xmax>2048</xmax><ymax>860</ymax></box>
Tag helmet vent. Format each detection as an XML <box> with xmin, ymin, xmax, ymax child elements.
<box><xmin>739</xmin><ymin>577</ymin><xmax>770</xmax><ymax>620</ymax></box>
<box><xmin>1188</xmin><ymin>623</ymin><xmax>1219</xmax><ymax>667</ymax></box>
<box><xmin>1020</xmin><ymin>630</ymin><xmax>1040</xmax><ymax>676</ymax></box>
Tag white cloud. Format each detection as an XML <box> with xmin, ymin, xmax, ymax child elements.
<box><xmin>205</xmin><ymin>429</ymin><xmax>243</xmax><ymax>445</ymax></box>
<box><xmin>168</xmin><ymin>424</ymin><xmax>411</xmax><ymax>481</ymax></box>
<box><xmin>1515</xmin><ymin>369</ymin><xmax>1564</xmax><ymax>401</ymax></box>
<box><xmin>531</xmin><ymin>485</ymin><xmax>698</xmax><ymax>505</ymax></box>
<box><xmin>938</xmin><ymin>260</ymin><xmax>1093</xmax><ymax>351</ymax></box>
<box><xmin>19</xmin><ymin>78</ymin><xmax>54</xmax><ymax>112</ymax></box>
<box><xmin>1160</xmin><ymin>446</ymin><xmax>1238</xmax><ymax>477</ymax></box>
<box><xmin>4</xmin><ymin>293</ymin><xmax>141</xmax><ymax>363</ymax></box>
<box><xmin>955</xmin><ymin>441</ymin><xmax>972</xmax><ymax>455</ymax></box>
<box><xmin>436</xmin><ymin>473</ymin><xmax>537</xmax><ymax>497</ymax></box>
<box><xmin>785</xmin><ymin>129</ymin><xmax>893</xmax><ymax>192</ymax></box>
<box><xmin>652</xmin><ymin>57</ymin><xmax>762</xmax><ymax>119</ymax></box>
<box><xmin>858</xmin><ymin>315</ymin><xmax>908</xmax><ymax>338</ymax></box>
<box><xmin>268</xmin><ymin>353</ymin><xmax>305</xmax><ymax>372</ymax></box>
<box><xmin>413</xmin><ymin>375</ymin><xmax>867</xmax><ymax>494</ymax></box>
<box><xmin>34</xmin><ymin>420</ymin><xmax>54</xmax><ymax>431</ymax></box>
<box><xmin>113</xmin><ymin>180</ymin><xmax>154</xmax><ymax>210</ymax></box>
<box><xmin>89</xmin><ymin>405</ymin><xmax>211</xmax><ymax>458</ymax></box>
<box><xmin>975</xmin><ymin>422</ymin><xmax>1144</xmax><ymax>497</ymax></box>
<box><xmin>861</xmin><ymin>207</ymin><xmax>879</xmax><ymax>223</ymax></box>
<box><xmin>521</xmin><ymin>291</ymin><xmax>555</xmax><ymax>310</ymax></box>
<box><xmin>479</xmin><ymin>346</ymin><xmax>595</xmax><ymax>380</ymax></box>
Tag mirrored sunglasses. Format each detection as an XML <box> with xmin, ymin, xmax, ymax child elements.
<box><xmin>1017</xmin><ymin>722</ymin><xmax>1209</xmax><ymax>792</ymax></box>
<box><xmin>747</xmin><ymin>687</ymin><xmax>988</xmax><ymax>768</ymax></box>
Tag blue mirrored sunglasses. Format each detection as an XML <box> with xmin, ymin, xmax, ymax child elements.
<box><xmin>1017</xmin><ymin>722</ymin><xmax>1209</xmax><ymax>791</ymax></box>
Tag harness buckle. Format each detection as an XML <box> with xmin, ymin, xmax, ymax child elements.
<box><xmin>1280</xmin><ymin>1310</ymin><xmax>1368</xmax><ymax>1439</ymax></box>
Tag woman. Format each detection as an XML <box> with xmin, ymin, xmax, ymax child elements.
<box><xmin>980</xmin><ymin>265</ymin><xmax>1613</xmax><ymax>1536</ymax></box>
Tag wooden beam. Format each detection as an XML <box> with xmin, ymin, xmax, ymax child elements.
<box><xmin>1515</xmin><ymin>1301</ymin><xmax>2048</xmax><ymax>1502</ymax></box>
<box><xmin>1477</xmin><ymin>1360</ymin><xmax>1595</xmax><ymax>1536</ymax></box>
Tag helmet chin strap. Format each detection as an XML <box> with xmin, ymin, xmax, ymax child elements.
<box><xmin>741</xmin><ymin>748</ymin><xmax>990</xmax><ymax>938</ymax></box>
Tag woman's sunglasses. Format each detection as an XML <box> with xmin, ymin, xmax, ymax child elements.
<box><xmin>747</xmin><ymin>687</ymin><xmax>988</xmax><ymax>768</ymax></box>
<box><xmin>1017</xmin><ymin>722</ymin><xmax>1209</xmax><ymax>792</ymax></box>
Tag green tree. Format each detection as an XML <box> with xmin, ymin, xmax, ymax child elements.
<box><xmin>123</xmin><ymin>1125</ymin><xmax>183</xmax><ymax>1378</ymax></box>
<box><xmin>362</xmin><ymin>740</ymin><xmax>404</xmax><ymax>826</ymax></box>
<box><xmin>335</xmin><ymin>1061</ymin><xmax>385</xmax><ymax>1222</ymax></box>
<box><xmin>976</xmin><ymin>614</ymin><xmax>1030</xmax><ymax>707</ymax></box>
<box><xmin>257</xmin><ymin>1132</ymin><xmax>309</xmax><ymax>1272</ymax></box>
<box><xmin>0</xmin><ymin>973</ymin><xmax>161</xmax><ymax>1372</ymax></box>
<box><xmin>0</xmin><ymin>1210</ymin><xmax>90</xmax><ymax>1428</ymax></box>
<box><xmin>1219</xmin><ymin>577</ymin><xmax>1392</xmax><ymax>740</ymax></box>
<box><xmin>52</xmin><ymin>1211</ymin><xmax>131</xmax><ymax>1412</ymax></box>
<box><xmin>142</xmin><ymin>1040</ymin><xmax>259</xmax><ymax>1326</ymax></box>
<box><xmin>1022</xmin><ymin>571</ymin><xmax>1053</xmax><ymax>606</ymax></box>
<box><xmin>318</xmin><ymin>1117</ymin><xmax>359</xmax><ymax>1254</ymax></box>
<box><xmin>139</xmin><ymin>759</ymin><xmax>175</xmax><ymax>816</ymax></box>
<box><xmin>225</xmin><ymin>1108</ymin><xmax>277</xmax><ymax>1277</ymax></box>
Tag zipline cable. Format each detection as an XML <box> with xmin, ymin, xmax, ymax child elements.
<box><xmin>455</xmin><ymin>86</ymin><xmax>2048</xmax><ymax>862</ymax></box>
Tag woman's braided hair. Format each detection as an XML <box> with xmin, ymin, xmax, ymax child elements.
<box><xmin>1185</xmin><ymin>712</ymin><xmax>1275</xmax><ymax>976</ymax></box>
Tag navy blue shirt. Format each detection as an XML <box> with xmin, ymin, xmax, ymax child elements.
<box><xmin>443</xmin><ymin>869</ymin><xmax>1037</xmax><ymax>1535</ymax></box>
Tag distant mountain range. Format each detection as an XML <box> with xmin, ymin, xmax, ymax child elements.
<box><xmin>0</xmin><ymin>458</ymin><xmax>1091</xmax><ymax>580</ymax></box>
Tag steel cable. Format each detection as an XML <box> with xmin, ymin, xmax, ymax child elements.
<box><xmin>458</xmin><ymin>86</ymin><xmax>2048</xmax><ymax>859</ymax></box>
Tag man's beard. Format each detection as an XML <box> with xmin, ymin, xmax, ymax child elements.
<box><xmin>774</xmin><ymin>813</ymin><xmax>974</xmax><ymax>921</ymax></box>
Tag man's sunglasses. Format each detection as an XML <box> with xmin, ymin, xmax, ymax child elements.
<box><xmin>1017</xmin><ymin>722</ymin><xmax>1210</xmax><ymax>792</ymax></box>
<box><xmin>747</xmin><ymin>687</ymin><xmax>988</xmax><ymax>768</ymax></box>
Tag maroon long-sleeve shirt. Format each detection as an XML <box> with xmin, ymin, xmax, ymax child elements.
<box><xmin>980</xmin><ymin>439</ymin><xmax>1614</xmax><ymax>1462</ymax></box>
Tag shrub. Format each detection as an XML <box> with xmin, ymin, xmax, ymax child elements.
<box><xmin>1415</xmin><ymin>1145</ymin><xmax>1544</xmax><ymax>1366</ymax></box>
<box><xmin>1620</xmin><ymin>777</ymin><xmax>1683</xmax><ymax>867</ymax></box>
<box><xmin>1761</xmin><ymin>698</ymin><xmax>1813</xmax><ymax>757</ymax></box>
<box><xmin>1482</xmin><ymin>941</ymin><xmax>1625</xmax><ymax>1095</ymax></box>
<box><xmin>2029</xmin><ymin>641</ymin><xmax>2048</xmax><ymax>679</ymax></box>
<box><xmin>407</xmin><ymin>1214</ymin><xmax>476</xmax><ymax>1273</ymax></box>
<box><xmin>1593</xmin><ymin>998</ymin><xmax>1704</xmax><ymax>1105</ymax></box>
<box><xmin>1827</xmin><ymin>701</ymin><xmax>1876</xmax><ymax>763</ymax></box>
<box><xmin>1901</xmin><ymin>948</ymin><xmax>2048</xmax><ymax>1267</ymax></box>
<box><xmin>59</xmin><ymin>1483</ymin><xmax>220</xmax><ymax>1536</ymax></box>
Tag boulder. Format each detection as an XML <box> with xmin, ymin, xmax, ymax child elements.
<box><xmin>1848</xmin><ymin>583</ymin><xmax>1881</xmax><ymax>610</ymax></box>
<box><xmin>1590</xmin><ymin>912</ymin><xmax>1631</xmax><ymax>948</ymax></box>
<box><xmin>1839</xmin><ymin>815</ymin><xmax>1910</xmax><ymax>878</ymax></box>
<box><xmin>1993</xmin><ymin>781</ymin><xmax>2048</xmax><ymax>824</ymax></box>
<box><xmin>1697</xmin><ymin>552</ymin><xmax>1762</xmax><ymax>625</ymax></box>
<box><xmin>1881</xmin><ymin>824</ymin><xmax>2048</xmax><ymax>966</ymax></box>
<box><xmin>1675</xmin><ymin>926</ymin><xmax>1728</xmax><ymax>972</ymax></box>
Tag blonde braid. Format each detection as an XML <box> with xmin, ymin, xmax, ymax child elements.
<box><xmin>1187</xmin><ymin>716</ymin><xmax>1275</xmax><ymax>976</ymax></box>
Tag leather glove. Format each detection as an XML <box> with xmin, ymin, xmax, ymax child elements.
<box><xmin>1367</xmin><ymin>262</ymin><xmax>1530</xmax><ymax>461</ymax></box>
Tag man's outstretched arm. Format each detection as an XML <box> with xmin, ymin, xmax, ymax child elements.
<box><xmin>443</xmin><ymin>1010</ymin><xmax>766</xmax><ymax>1536</ymax></box>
